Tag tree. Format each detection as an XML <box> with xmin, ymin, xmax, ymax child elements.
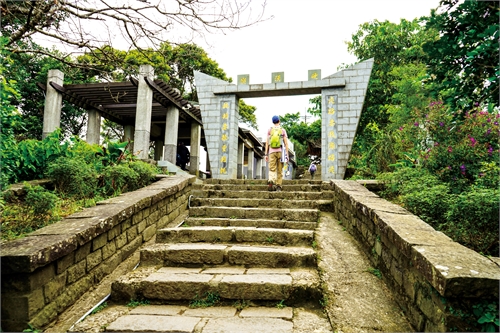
<box><xmin>1</xmin><ymin>39</ymin><xmax>95</xmax><ymax>140</ymax></box>
<box><xmin>238</xmin><ymin>99</ymin><xmax>258</xmax><ymax>130</ymax></box>
<box><xmin>346</xmin><ymin>18</ymin><xmax>438</xmax><ymax>135</ymax></box>
<box><xmin>423</xmin><ymin>0</ymin><xmax>499</xmax><ymax>110</ymax></box>
<box><xmin>1</xmin><ymin>0</ymin><xmax>267</xmax><ymax>72</ymax></box>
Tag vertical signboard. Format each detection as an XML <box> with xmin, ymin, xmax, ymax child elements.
<box><xmin>219</xmin><ymin>100</ymin><xmax>231</xmax><ymax>175</ymax></box>
<box><xmin>325</xmin><ymin>95</ymin><xmax>338</xmax><ymax>178</ymax></box>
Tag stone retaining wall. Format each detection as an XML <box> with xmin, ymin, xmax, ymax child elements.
<box><xmin>1</xmin><ymin>175</ymin><xmax>196</xmax><ymax>332</ymax></box>
<box><xmin>330</xmin><ymin>180</ymin><xmax>500</xmax><ymax>332</ymax></box>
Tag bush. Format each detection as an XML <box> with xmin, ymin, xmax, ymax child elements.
<box><xmin>46</xmin><ymin>157</ymin><xmax>98</xmax><ymax>199</ymax></box>
<box><xmin>100</xmin><ymin>164</ymin><xmax>139</xmax><ymax>196</ymax></box>
<box><xmin>401</xmin><ymin>184</ymin><xmax>450</xmax><ymax>228</ymax></box>
<box><xmin>127</xmin><ymin>161</ymin><xmax>158</xmax><ymax>190</ymax></box>
<box><xmin>444</xmin><ymin>188</ymin><xmax>499</xmax><ymax>256</ymax></box>
<box><xmin>25</xmin><ymin>185</ymin><xmax>59</xmax><ymax>217</ymax></box>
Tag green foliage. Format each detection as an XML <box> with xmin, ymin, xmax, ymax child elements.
<box><xmin>90</xmin><ymin>301</ymin><xmax>108</xmax><ymax>315</ymax></box>
<box><xmin>1</xmin><ymin>184</ymin><xmax>60</xmax><ymax>240</ymax></box>
<box><xmin>276</xmin><ymin>300</ymin><xmax>287</xmax><ymax>309</ymax></box>
<box><xmin>378</xmin><ymin>167</ymin><xmax>499</xmax><ymax>256</ymax></box>
<box><xmin>22</xmin><ymin>323</ymin><xmax>41</xmax><ymax>333</ymax></box>
<box><xmin>367</xmin><ymin>267</ymin><xmax>382</xmax><ymax>279</ymax></box>
<box><xmin>473</xmin><ymin>301</ymin><xmax>499</xmax><ymax>332</ymax></box>
<box><xmin>346</xmin><ymin>18</ymin><xmax>438</xmax><ymax>137</ymax></box>
<box><xmin>25</xmin><ymin>185</ymin><xmax>59</xmax><ymax>217</ymax></box>
<box><xmin>423</xmin><ymin>0</ymin><xmax>499</xmax><ymax>110</ymax></box>
<box><xmin>189</xmin><ymin>291</ymin><xmax>220</xmax><ymax>308</ymax></box>
<box><xmin>127</xmin><ymin>161</ymin><xmax>159</xmax><ymax>188</ymax></box>
<box><xmin>279</xmin><ymin>107</ymin><xmax>321</xmax><ymax>166</ymax></box>
<box><xmin>126</xmin><ymin>299</ymin><xmax>150</xmax><ymax>308</ymax></box>
<box><xmin>397</xmin><ymin>103</ymin><xmax>499</xmax><ymax>192</ymax></box>
<box><xmin>46</xmin><ymin>157</ymin><xmax>98</xmax><ymax>199</ymax></box>
<box><xmin>100</xmin><ymin>164</ymin><xmax>139</xmax><ymax>196</ymax></box>
<box><xmin>444</xmin><ymin>188</ymin><xmax>499</xmax><ymax>255</ymax></box>
<box><xmin>238</xmin><ymin>99</ymin><xmax>258</xmax><ymax>130</ymax></box>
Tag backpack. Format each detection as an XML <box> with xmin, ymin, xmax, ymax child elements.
<box><xmin>310</xmin><ymin>164</ymin><xmax>317</xmax><ymax>172</ymax></box>
<box><xmin>269</xmin><ymin>126</ymin><xmax>282</xmax><ymax>148</ymax></box>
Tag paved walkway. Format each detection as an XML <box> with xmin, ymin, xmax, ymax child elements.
<box><xmin>46</xmin><ymin>180</ymin><xmax>413</xmax><ymax>333</ymax></box>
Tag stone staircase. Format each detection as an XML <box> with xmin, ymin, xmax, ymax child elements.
<box><xmin>105</xmin><ymin>179</ymin><xmax>334</xmax><ymax>332</ymax></box>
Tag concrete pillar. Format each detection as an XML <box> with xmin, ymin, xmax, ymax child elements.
<box><xmin>42</xmin><ymin>69</ymin><xmax>64</xmax><ymax>138</ymax></box>
<box><xmin>237</xmin><ymin>141</ymin><xmax>244</xmax><ymax>179</ymax></box>
<box><xmin>189</xmin><ymin>122</ymin><xmax>201</xmax><ymax>177</ymax></box>
<box><xmin>86</xmin><ymin>109</ymin><xmax>101</xmax><ymax>144</ymax></box>
<box><xmin>163</xmin><ymin>105</ymin><xmax>179</xmax><ymax>164</ymax></box>
<box><xmin>256</xmin><ymin>158</ymin><xmax>262</xmax><ymax>179</ymax></box>
<box><xmin>133</xmin><ymin>64</ymin><xmax>154</xmax><ymax>159</ymax></box>
<box><xmin>154</xmin><ymin>140</ymin><xmax>163</xmax><ymax>160</ymax></box>
<box><xmin>123</xmin><ymin>125</ymin><xmax>135</xmax><ymax>153</ymax></box>
<box><xmin>263</xmin><ymin>160</ymin><xmax>268</xmax><ymax>180</ymax></box>
<box><xmin>246</xmin><ymin>149</ymin><xmax>254</xmax><ymax>180</ymax></box>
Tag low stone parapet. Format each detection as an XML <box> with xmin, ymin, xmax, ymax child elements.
<box><xmin>330</xmin><ymin>180</ymin><xmax>500</xmax><ymax>332</ymax></box>
<box><xmin>1</xmin><ymin>174</ymin><xmax>196</xmax><ymax>332</ymax></box>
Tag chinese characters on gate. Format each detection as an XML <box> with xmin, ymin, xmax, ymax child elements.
<box><xmin>326</xmin><ymin>95</ymin><xmax>337</xmax><ymax>176</ymax></box>
<box><xmin>219</xmin><ymin>101</ymin><xmax>230</xmax><ymax>175</ymax></box>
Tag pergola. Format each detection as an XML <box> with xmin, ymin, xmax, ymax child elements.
<box><xmin>39</xmin><ymin>65</ymin><xmax>271</xmax><ymax>179</ymax></box>
<box><xmin>37</xmin><ymin>77</ymin><xmax>204</xmax><ymax>146</ymax></box>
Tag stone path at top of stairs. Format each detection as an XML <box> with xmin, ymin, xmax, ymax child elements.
<box><xmin>100</xmin><ymin>179</ymin><xmax>334</xmax><ymax>333</ymax></box>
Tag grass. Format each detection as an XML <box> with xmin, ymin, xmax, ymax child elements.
<box><xmin>276</xmin><ymin>300</ymin><xmax>287</xmax><ymax>309</ymax></box>
<box><xmin>266</xmin><ymin>236</ymin><xmax>274</xmax><ymax>243</ymax></box>
<box><xmin>90</xmin><ymin>301</ymin><xmax>108</xmax><ymax>315</ymax></box>
<box><xmin>189</xmin><ymin>291</ymin><xmax>220</xmax><ymax>308</ymax></box>
<box><xmin>1</xmin><ymin>196</ymin><xmax>90</xmax><ymax>241</ymax></box>
<box><xmin>126</xmin><ymin>299</ymin><xmax>150</xmax><ymax>308</ymax></box>
<box><xmin>367</xmin><ymin>267</ymin><xmax>382</xmax><ymax>279</ymax></box>
<box><xmin>311</xmin><ymin>240</ymin><xmax>318</xmax><ymax>249</ymax></box>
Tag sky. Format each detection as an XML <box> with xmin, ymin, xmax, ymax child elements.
<box><xmin>194</xmin><ymin>0</ymin><xmax>442</xmax><ymax>140</ymax></box>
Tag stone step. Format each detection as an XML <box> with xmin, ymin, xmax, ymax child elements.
<box><xmin>192</xmin><ymin>184</ymin><xmax>328</xmax><ymax>192</ymax></box>
<box><xmin>184</xmin><ymin>217</ymin><xmax>317</xmax><ymax>230</ymax></box>
<box><xmin>111</xmin><ymin>266</ymin><xmax>321</xmax><ymax>303</ymax></box>
<box><xmin>156</xmin><ymin>227</ymin><xmax>314</xmax><ymax>246</ymax></box>
<box><xmin>204</xmin><ymin>179</ymin><xmax>324</xmax><ymax>185</ymax></box>
<box><xmin>191</xmin><ymin>189</ymin><xmax>335</xmax><ymax>200</ymax></box>
<box><xmin>140</xmin><ymin>243</ymin><xmax>317</xmax><ymax>268</ymax></box>
<box><xmin>95</xmin><ymin>305</ymin><xmax>332</xmax><ymax>333</ymax></box>
<box><xmin>190</xmin><ymin>197</ymin><xmax>332</xmax><ymax>211</ymax></box>
<box><xmin>188</xmin><ymin>206</ymin><xmax>319</xmax><ymax>222</ymax></box>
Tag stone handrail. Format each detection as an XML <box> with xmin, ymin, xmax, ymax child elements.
<box><xmin>330</xmin><ymin>180</ymin><xmax>500</xmax><ymax>332</ymax></box>
<box><xmin>1</xmin><ymin>174</ymin><xmax>196</xmax><ymax>332</ymax></box>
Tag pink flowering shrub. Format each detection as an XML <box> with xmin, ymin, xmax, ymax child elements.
<box><xmin>379</xmin><ymin>102</ymin><xmax>499</xmax><ymax>256</ymax></box>
<box><xmin>399</xmin><ymin>102</ymin><xmax>499</xmax><ymax>192</ymax></box>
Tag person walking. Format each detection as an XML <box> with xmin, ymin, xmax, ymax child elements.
<box><xmin>308</xmin><ymin>162</ymin><xmax>317</xmax><ymax>180</ymax></box>
<box><xmin>176</xmin><ymin>142</ymin><xmax>190</xmax><ymax>171</ymax></box>
<box><xmin>265</xmin><ymin>115</ymin><xmax>289</xmax><ymax>192</ymax></box>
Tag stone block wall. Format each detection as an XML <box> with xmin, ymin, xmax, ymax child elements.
<box><xmin>1</xmin><ymin>175</ymin><xmax>195</xmax><ymax>332</ymax></box>
<box><xmin>330</xmin><ymin>180</ymin><xmax>500</xmax><ymax>332</ymax></box>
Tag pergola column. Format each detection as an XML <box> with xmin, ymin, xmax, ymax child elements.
<box><xmin>42</xmin><ymin>69</ymin><xmax>64</xmax><ymax>138</ymax></box>
<box><xmin>123</xmin><ymin>125</ymin><xmax>135</xmax><ymax>153</ymax></box>
<box><xmin>86</xmin><ymin>109</ymin><xmax>101</xmax><ymax>144</ymax></box>
<box><xmin>246</xmin><ymin>149</ymin><xmax>254</xmax><ymax>180</ymax></box>
<box><xmin>237</xmin><ymin>141</ymin><xmax>244</xmax><ymax>179</ymax></box>
<box><xmin>256</xmin><ymin>157</ymin><xmax>263</xmax><ymax>179</ymax></box>
<box><xmin>189</xmin><ymin>122</ymin><xmax>201</xmax><ymax>177</ymax></box>
<box><xmin>134</xmin><ymin>64</ymin><xmax>154</xmax><ymax>159</ymax></box>
<box><xmin>163</xmin><ymin>105</ymin><xmax>179</xmax><ymax>164</ymax></box>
